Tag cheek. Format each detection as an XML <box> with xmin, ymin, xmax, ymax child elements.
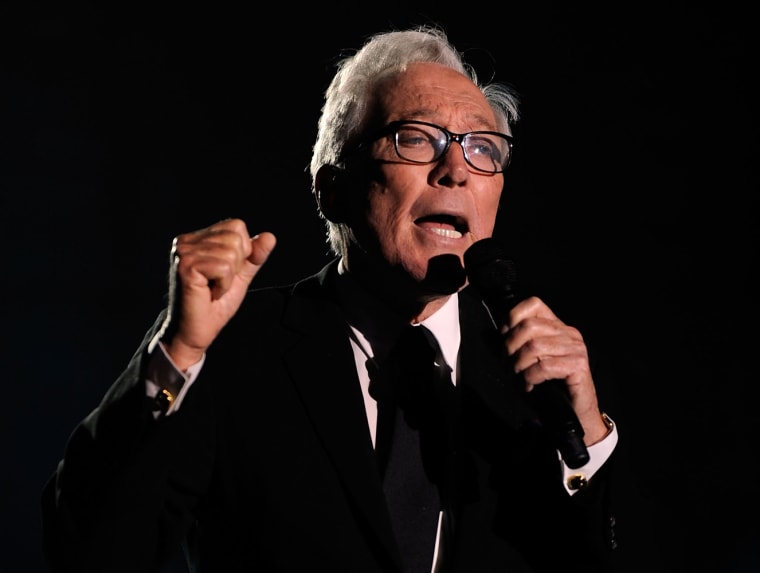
<box><xmin>472</xmin><ymin>187</ymin><xmax>503</xmax><ymax>236</ymax></box>
<box><xmin>364</xmin><ymin>174</ymin><xmax>416</xmax><ymax>227</ymax></box>
<box><xmin>365</xmin><ymin>192</ymin><xmax>405</xmax><ymax>240</ymax></box>
<box><xmin>355</xmin><ymin>183</ymin><xmax>407</xmax><ymax>245</ymax></box>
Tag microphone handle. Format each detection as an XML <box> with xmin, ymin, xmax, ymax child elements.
<box><xmin>528</xmin><ymin>380</ymin><xmax>590</xmax><ymax>469</ymax></box>
<box><xmin>463</xmin><ymin>238</ymin><xmax>590</xmax><ymax>469</ymax></box>
<box><xmin>482</xmin><ymin>286</ymin><xmax>590</xmax><ymax>468</ymax></box>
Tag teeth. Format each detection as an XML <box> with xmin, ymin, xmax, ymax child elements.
<box><xmin>431</xmin><ymin>227</ymin><xmax>463</xmax><ymax>239</ymax></box>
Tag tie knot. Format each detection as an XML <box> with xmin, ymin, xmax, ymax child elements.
<box><xmin>398</xmin><ymin>324</ymin><xmax>439</xmax><ymax>373</ymax></box>
<box><xmin>369</xmin><ymin>324</ymin><xmax>449</xmax><ymax>408</ymax></box>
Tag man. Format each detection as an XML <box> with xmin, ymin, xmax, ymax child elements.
<box><xmin>42</xmin><ymin>25</ymin><xmax>661</xmax><ymax>572</ymax></box>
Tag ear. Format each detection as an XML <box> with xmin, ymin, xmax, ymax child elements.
<box><xmin>315</xmin><ymin>164</ymin><xmax>348</xmax><ymax>223</ymax></box>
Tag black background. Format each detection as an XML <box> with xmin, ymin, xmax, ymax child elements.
<box><xmin>2</xmin><ymin>1</ymin><xmax>758</xmax><ymax>571</ymax></box>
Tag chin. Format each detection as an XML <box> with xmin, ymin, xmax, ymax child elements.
<box><xmin>402</xmin><ymin>262</ymin><xmax>430</xmax><ymax>284</ymax></box>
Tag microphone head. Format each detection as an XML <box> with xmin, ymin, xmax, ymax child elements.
<box><xmin>422</xmin><ymin>253</ymin><xmax>467</xmax><ymax>294</ymax></box>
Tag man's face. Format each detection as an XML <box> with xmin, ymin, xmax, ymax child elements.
<box><xmin>351</xmin><ymin>62</ymin><xmax>507</xmax><ymax>286</ymax></box>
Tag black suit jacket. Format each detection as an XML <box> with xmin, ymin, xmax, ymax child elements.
<box><xmin>42</xmin><ymin>259</ymin><xmax>665</xmax><ymax>572</ymax></box>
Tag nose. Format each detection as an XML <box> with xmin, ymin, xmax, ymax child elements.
<box><xmin>430</xmin><ymin>141</ymin><xmax>470</xmax><ymax>185</ymax></box>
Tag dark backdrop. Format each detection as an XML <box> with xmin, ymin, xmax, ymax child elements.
<box><xmin>2</xmin><ymin>2</ymin><xmax>757</xmax><ymax>572</ymax></box>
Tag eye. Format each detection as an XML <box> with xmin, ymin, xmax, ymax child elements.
<box><xmin>466</xmin><ymin>135</ymin><xmax>501</xmax><ymax>160</ymax></box>
<box><xmin>397</xmin><ymin>126</ymin><xmax>435</xmax><ymax>149</ymax></box>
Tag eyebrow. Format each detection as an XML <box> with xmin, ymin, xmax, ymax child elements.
<box><xmin>393</xmin><ymin>110</ymin><xmax>498</xmax><ymax>131</ymax></box>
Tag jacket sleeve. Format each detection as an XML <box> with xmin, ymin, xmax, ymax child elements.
<box><xmin>41</xmin><ymin>310</ymin><xmax>214</xmax><ymax>573</ymax></box>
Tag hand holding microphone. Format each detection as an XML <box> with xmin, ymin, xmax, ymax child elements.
<box><xmin>464</xmin><ymin>238</ymin><xmax>593</xmax><ymax>469</ymax></box>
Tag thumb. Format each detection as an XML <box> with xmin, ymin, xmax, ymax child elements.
<box><xmin>248</xmin><ymin>232</ymin><xmax>277</xmax><ymax>265</ymax></box>
<box><xmin>234</xmin><ymin>231</ymin><xmax>277</xmax><ymax>291</ymax></box>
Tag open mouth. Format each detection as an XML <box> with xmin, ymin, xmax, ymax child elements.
<box><xmin>415</xmin><ymin>214</ymin><xmax>468</xmax><ymax>239</ymax></box>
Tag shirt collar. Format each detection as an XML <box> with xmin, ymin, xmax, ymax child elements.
<box><xmin>418</xmin><ymin>294</ymin><xmax>460</xmax><ymax>374</ymax></box>
<box><xmin>335</xmin><ymin>258</ymin><xmax>461</xmax><ymax>373</ymax></box>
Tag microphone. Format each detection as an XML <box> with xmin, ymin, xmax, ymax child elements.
<box><xmin>423</xmin><ymin>253</ymin><xmax>467</xmax><ymax>294</ymax></box>
<box><xmin>464</xmin><ymin>238</ymin><xmax>590</xmax><ymax>469</ymax></box>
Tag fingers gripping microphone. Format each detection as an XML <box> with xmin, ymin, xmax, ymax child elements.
<box><xmin>464</xmin><ymin>238</ymin><xmax>590</xmax><ymax>469</ymax></box>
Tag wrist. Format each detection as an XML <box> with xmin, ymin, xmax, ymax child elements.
<box><xmin>584</xmin><ymin>411</ymin><xmax>614</xmax><ymax>446</ymax></box>
<box><xmin>160</xmin><ymin>338</ymin><xmax>205</xmax><ymax>372</ymax></box>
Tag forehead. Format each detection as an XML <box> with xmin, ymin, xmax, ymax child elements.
<box><xmin>374</xmin><ymin>62</ymin><xmax>497</xmax><ymax>130</ymax></box>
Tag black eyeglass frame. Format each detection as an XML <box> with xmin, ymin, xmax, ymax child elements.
<box><xmin>349</xmin><ymin>119</ymin><xmax>514</xmax><ymax>173</ymax></box>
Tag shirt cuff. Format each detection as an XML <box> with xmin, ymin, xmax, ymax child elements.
<box><xmin>145</xmin><ymin>336</ymin><xmax>205</xmax><ymax>417</ymax></box>
<box><xmin>561</xmin><ymin>413</ymin><xmax>618</xmax><ymax>495</ymax></box>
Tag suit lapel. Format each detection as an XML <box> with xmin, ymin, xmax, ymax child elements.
<box><xmin>280</xmin><ymin>263</ymin><xmax>400</xmax><ymax>566</ymax></box>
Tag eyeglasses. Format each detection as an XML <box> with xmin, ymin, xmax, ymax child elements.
<box><xmin>357</xmin><ymin>120</ymin><xmax>514</xmax><ymax>173</ymax></box>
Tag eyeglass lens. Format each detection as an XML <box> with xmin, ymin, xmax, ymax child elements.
<box><xmin>394</xmin><ymin>123</ymin><xmax>510</xmax><ymax>173</ymax></box>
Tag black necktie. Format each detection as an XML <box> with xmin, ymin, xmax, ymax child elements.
<box><xmin>371</xmin><ymin>324</ymin><xmax>456</xmax><ymax>573</ymax></box>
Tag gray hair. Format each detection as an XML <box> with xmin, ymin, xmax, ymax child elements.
<box><xmin>310</xmin><ymin>25</ymin><xmax>520</xmax><ymax>258</ymax></box>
